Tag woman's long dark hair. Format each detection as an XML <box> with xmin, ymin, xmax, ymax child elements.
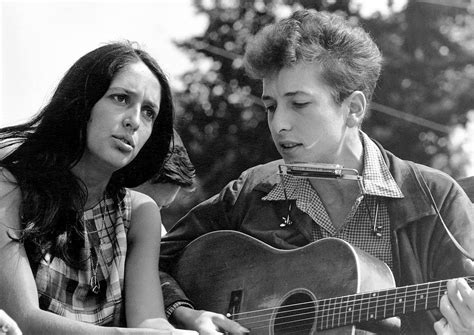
<box><xmin>0</xmin><ymin>41</ymin><xmax>174</xmax><ymax>267</ymax></box>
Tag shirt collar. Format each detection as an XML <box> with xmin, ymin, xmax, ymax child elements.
<box><xmin>263</xmin><ymin>131</ymin><xmax>404</xmax><ymax>201</ymax></box>
<box><xmin>360</xmin><ymin>131</ymin><xmax>403</xmax><ymax>198</ymax></box>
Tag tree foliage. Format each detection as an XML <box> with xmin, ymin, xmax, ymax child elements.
<box><xmin>164</xmin><ymin>0</ymin><xmax>474</xmax><ymax>224</ymax></box>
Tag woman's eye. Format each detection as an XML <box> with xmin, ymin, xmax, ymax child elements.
<box><xmin>143</xmin><ymin>108</ymin><xmax>157</xmax><ymax>121</ymax></box>
<box><xmin>112</xmin><ymin>94</ymin><xmax>128</xmax><ymax>104</ymax></box>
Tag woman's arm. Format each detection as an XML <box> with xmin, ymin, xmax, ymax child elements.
<box><xmin>126</xmin><ymin>190</ymin><xmax>174</xmax><ymax>329</ymax></box>
<box><xmin>0</xmin><ymin>170</ymin><xmax>174</xmax><ymax>335</ymax></box>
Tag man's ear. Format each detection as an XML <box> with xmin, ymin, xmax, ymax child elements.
<box><xmin>345</xmin><ymin>91</ymin><xmax>367</xmax><ymax>128</ymax></box>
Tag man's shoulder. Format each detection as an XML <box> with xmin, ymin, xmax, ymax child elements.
<box><xmin>385</xmin><ymin>150</ymin><xmax>455</xmax><ymax>185</ymax></box>
<box><xmin>242</xmin><ymin>159</ymin><xmax>284</xmax><ymax>181</ymax></box>
<box><xmin>457</xmin><ymin>176</ymin><xmax>474</xmax><ymax>202</ymax></box>
<box><xmin>244</xmin><ymin>159</ymin><xmax>284</xmax><ymax>175</ymax></box>
<box><xmin>237</xmin><ymin>159</ymin><xmax>284</xmax><ymax>193</ymax></box>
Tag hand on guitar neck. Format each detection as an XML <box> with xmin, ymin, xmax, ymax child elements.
<box><xmin>434</xmin><ymin>259</ymin><xmax>474</xmax><ymax>335</ymax></box>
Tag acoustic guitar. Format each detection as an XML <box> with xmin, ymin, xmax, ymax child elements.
<box><xmin>172</xmin><ymin>230</ymin><xmax>472</xmax><ymax>334</ymax></box>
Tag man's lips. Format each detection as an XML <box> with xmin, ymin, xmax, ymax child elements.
<box><xmin>279</xmin><ymin>141</ymin><xmax>301</xmax><ymax>149</ymax></box>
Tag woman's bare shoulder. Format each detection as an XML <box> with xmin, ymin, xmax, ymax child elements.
<box><xmin>0</xmin><ymin>167</ymin><xmax>20</xmax><ymax>195</ymax></box>
<box><xmin>0</xmin><ymin>167</ymin><xmax>22</xmax><ymax>231</ymax></box>
<box><xmin>127</xmin><ymin>189</ymin><xmax>161</xmax><ymax>241</ymax></box>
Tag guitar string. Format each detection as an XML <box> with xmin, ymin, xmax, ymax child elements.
<box><xmin>227</xmin><ymin>277</ymin><xmax>474</xmax><ymax>330</ymax></box>
<box><xmin>232</xmin><ymin>276</ymin><xmax>474</xmax><ymax>319</ymax></box>
<box><xmin>234</xmin><ymin>291</ymin><xmax>440</xmax><ymax>333</ymax></box>
<box><xmin>232</xmin><ymin>288</ymin><xmax>448</xmax><ymax>327</ymax></box>
<box><xmin>233</xmin><ymin>295</ymin><xmax>464</xmax><ymax>332</ymax></box>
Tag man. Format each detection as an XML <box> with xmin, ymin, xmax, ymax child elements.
<box><xmin>134</xmin><ymin>130</ymin><xmax>196</xmax><ymax>234</ymax></box>
<box><xmin>159</xmin><ymin>9</ymin><xmax>474</xmax><ymax>334</ymax></box>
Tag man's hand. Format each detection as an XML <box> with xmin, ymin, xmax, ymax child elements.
<box><xmin>434</xmin><ymin>259</ymin><xmax>474</xmax><ymax>334</ymax></box>
<box><xmin>172</xmin><ymin>307</ymin><xmax>249</xmax><ymax>335</ymax></box>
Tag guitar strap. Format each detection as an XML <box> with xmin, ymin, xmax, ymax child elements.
<box><xmin>408</xmin><ymin>161</ymin><xmax>474</xmax><ymax>260</ymax></box>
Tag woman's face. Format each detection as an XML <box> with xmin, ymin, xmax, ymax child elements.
<box><xmin>80</xmin><ymin>61</ymin><xmax>162</xmax><ymax>174</ymax></box>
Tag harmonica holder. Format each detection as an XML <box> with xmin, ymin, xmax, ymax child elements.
<box><xmin>278</xmin><ymin>163</ymin><xmax>365</xmax><ymax>193</ymax></box>
<box><xmin>277</xmin><ymin>163</ymin><xmax>378</xmax><ymax>234</ymax></box>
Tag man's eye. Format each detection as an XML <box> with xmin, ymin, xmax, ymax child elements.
<box><xmin>264</xmin><ymin>105</ymin><xmax>276</xmax><ymax>113</ymax></box>
<box><xmin>293</xmin><ymin>102</ymin><xmax>309</xmax><ymax>108</ymax></box>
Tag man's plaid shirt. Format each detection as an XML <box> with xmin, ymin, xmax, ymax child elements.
<box><xmin>262</xmin><ymin>131</ymin><xmax>404</xmax><ymax>270</ymax></box>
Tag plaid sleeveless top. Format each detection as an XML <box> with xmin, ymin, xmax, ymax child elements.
<box><xmin>34</xmin><ymin>189</ymin><xmax>131</xmax><ymax>326</ymax></box>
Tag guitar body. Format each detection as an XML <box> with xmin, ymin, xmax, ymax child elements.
<box><xmin>172</xmin><ymin>231</ymin><xmax>397</xmax><ymax>335</ymax></box>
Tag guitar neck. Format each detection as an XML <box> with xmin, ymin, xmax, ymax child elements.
<box><xmin>315</xmin><ymin>276</ymin><xmax>474</xmax><ymax>331</ymax></box>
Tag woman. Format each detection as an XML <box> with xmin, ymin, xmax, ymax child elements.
<box><xmin>0</xmin><ymin>42</ymin><xmax>192</xmax><ymax>334</ymax></box>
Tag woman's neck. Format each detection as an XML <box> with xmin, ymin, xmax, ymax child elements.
<box><xmin>84</xmin><ymin>185</ymin><xmax>108</xmax><ymax>210</ymax></box>
<box><xmin>71</xmin><ymin>162</ymin><xmax>112</xmax><ymax>210</ymax></box>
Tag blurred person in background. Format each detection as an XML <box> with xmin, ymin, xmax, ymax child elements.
<box><xmin>134</xmin><ymin>129</ymin><xmax>196</xmax><ymax>235</ymax></box>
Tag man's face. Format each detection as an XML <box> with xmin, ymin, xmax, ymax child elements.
<box><xmin>262</xmin><ymin>62</ymin><xmax>349</xmax><ymax>164</ymax></box>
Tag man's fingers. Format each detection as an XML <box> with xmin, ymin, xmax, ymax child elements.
<box><xmin>440</xmin><ymin>291</ymin><xmax>462</xmax><ymax>327</ymax></box>
<box><xmin>433</xmin><ymin>317</ymin><xmax>449</xmax><ymax>335</ymax></box>
<box><xmin>212</xmin><ymin>314</ymin><xmax>249</xmax><ymax>334</ymax></box>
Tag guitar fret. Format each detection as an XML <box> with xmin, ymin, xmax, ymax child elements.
<box><xmin>335</xmin><ymin>295</ymin><xmax>344</xmax><ymax>327</ymax></box>
<box><xmin>318</xmin><ymin>297</ymin><xmax>329</xmax><ymax>331</ymax></box>
<box><xmin>368</xmin><ymin>292</ymin><xmax>378</xmax><ymax>321</ymax></box>
<box><xmin>413</xmin><ymin>285</ymin><xmax>419</xmax><ymax>312</ymax></box>
<box><xmin>403</xmin><ymin>286</ymin><xmax>408</xmax><ymax>314</ymax></box>
<box><xmin>376</xmin><ymin>288</ymin><xmax>389</xmax><ymax>320</ymax></box>
<box><xmin>344</xmin><ymin>295</ymin><xmax>356</xmax><ymax>325</ymax></box>
<box><xmin>360</xmin><ymin>292</ymin><xmax>371</xmax><ymax>321</ymax></box>
<box><xmin>329</xmin><ymin>296</ymin><xmax>336</xmax><ymax>329</ymax></box>
<box><xmin>325</xmin><ymin>297</ymin><xmax>332</xmax><ymax>330</ymax></box>
<box><xmin>436</xmin><ymin>285</ymin><xmax>444</xmax><ymax>307</ymax></box>
<box><xmin>350</xmin><ymin>293</ymin><xmax>356</xmax><ymax>325</ymax></box>
<box><xmin>415</xmin><ymin>282</ymin><xmax>432</xmax><ymax>312</ymax></box>
<box><xmin>404</xmin><ymin>286</ymin><xmax>416</xmax><ymax>312</ymax></box>
<box><xmin>425</xmin><ymin>282</ymin><xmax>431</xmax><ymax>310</ymax></box>
<box><xmin>341</xmin><ymin>294</ymin><xmax>350</xmax><ymax>327</ymax></box>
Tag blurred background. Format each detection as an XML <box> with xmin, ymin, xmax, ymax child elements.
<box><xmin>2</xmin><ymin>0</ymin><xmax>474</xmax><ymax>229</ymax></box>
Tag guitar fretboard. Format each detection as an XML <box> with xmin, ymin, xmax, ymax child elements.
<box><xmin>315</xmin><ymin>276</ymin><xmax>474</xmax><ymax>331</ymax></box>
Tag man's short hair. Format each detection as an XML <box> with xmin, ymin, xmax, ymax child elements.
<box><xmin>243</xmin><ymin>9</ymin><xmax>382</xmax><ymax>105</ymax></box>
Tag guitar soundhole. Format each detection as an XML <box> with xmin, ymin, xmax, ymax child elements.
<box><xmin>274</xmin><ymin>292</ymin><xmax>316</xmax><ymax>335</ymax></box>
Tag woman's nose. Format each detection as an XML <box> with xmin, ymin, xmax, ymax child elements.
<box><xmin>123</xmin><ymin>107</ymin><xmax>140</xmax><ymax>131</ymax></box>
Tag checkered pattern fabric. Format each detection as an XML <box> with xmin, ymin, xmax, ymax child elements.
<box><xmin>263</xmin><ymin>131</ymin><xmax>404</xmax><ymax>270</ymax></box>
<box><xmin>34</xmin><ymin>189</ymin><xmax>131</xmax><ymax>326</ymax></box>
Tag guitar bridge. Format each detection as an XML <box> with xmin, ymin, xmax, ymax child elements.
<box><xmin>226</xmin><ymin>290</ymin><xmax>243</xmax><ymax>321</ymax></box>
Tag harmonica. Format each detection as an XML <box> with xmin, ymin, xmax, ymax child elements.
<box><xmin>278</xmin><ymin>163</ymin><xmax>361</xmax><ymax>180</ymax></box>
